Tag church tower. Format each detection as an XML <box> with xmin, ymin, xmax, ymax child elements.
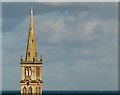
<box><xmin>20</xmin><ymin>8</ymin><xmax>43</xmax><ymax>95</ymax></box>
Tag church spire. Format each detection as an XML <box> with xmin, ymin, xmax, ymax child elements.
<box><xmin>25</xmin><ymin>7</ymin><xmax>38</xmax><ymax>62</ymax></box>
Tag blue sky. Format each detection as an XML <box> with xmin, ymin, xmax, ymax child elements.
<box><xmin>2</xmin><ymin>2</ymin><xmax>118</xmax><ymax>91</ymax></box>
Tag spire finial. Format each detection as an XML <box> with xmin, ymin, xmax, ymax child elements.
<box><xmin>31</xmin><ymin>6</ymin><xmax>33</xmax><ymax>16</ymax></box>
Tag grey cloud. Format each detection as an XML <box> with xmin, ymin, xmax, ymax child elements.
<box><xmin>2</xmin><ymin>2</ymin><xmax>117</xmax><ymax>32</ymax></box>
<box><xmin>2</xmin><ymin>2</ymin><xmax>117</xmax><ymax>19</ymax></box>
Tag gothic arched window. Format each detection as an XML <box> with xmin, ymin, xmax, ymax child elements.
<box><xmin>39</xmin><ymin>87</ymin><xmax>41</xmax><ymax>95</ymax></box>
<box><xmin>36</xmin><ymin>67</ymin><xmax>40</xmax><ymax>79</ymax></box>
<box><xmin>29</xmin><ymin>67</ymin><xmax>32</xmax><ymax>76</ymax></box>
<box><xmin>25</xmin><ymin>67</ymin><xmax>29</xmax><ymax>78</ymax></box>
<box><xmin>28</xmin><ymin>86</ymin><xmax>32</xmax><ymax>95</ymax></box>
<box><xmin>26</xmin><ymin>67</ymin><xmax>29</xmax><ymax>76</ymax></box>
<box><xmin>23</xmin><ymin>86</ymin><xmax>27</xmax><ymax>95</ymax></box>
<box><xmin>36</xmin><ymin>86</ymin><xmax>38</xmax><ymax>94</ymax></box>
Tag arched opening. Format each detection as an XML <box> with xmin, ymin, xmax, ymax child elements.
<box><xmin>36</xmin><ymin>67</ymin><xmax>40</xmax><ymax>79</ymax></box>
<box><xmin>36</xmin><ymin>86</ymin><xmax>38</xmax><ymax>95</ymax></box>
<box><xmin>25</xmin><ymin>67</ymin><xmax>29</xmax><ymax>77</ymax></box>
<box><xmin>36</xmin><ymin>86</ymin><xmax>41</xmax><ymax>95</ymax></box>
<box><xmin>23</xmin><ymin>86</ymin><xmax>27</xmax><ymax>95</ymax></box>
<box><xmin>29</xmin><ymin>67</ymin><xmax>32</xmax><ymax>77</ymax></box>
<box><xmin>39</xmin><ymin>87</ymin><xmax>41</xmax><ymax>95</ymax></box>
<box><xmin>28</xmin><ymin>86</ymin><xmax>32</xmax><ymax>95</ymax></box>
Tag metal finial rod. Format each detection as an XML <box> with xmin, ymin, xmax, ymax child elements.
<box><xmin>31</xmin><ymin>6</ymin><xmax>33</xmax><ymax>16</ymax></box>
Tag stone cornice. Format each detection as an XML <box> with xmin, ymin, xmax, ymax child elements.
<box><xmin>20</xmin><ymin>79</ymin><xmax>43</xmax><ymax>83</ymax></box>
<box><xmin>21</xmin><ymin>61</ymin><xmax>43</xmax><ymax>64</ymax></box>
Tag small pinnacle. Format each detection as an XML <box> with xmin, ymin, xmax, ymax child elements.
<box><xmin>21</xmin><ymin>54</ymin><xmax>22</xmax><ymax>58</ymax></box>
<box><xmin>40</xmin><ymin>55</ymin><xmax>42</xmax><ymax>59</ymax></box>
<box><xmin>20</xmin><ymin>54</ymin><xmax>23</xmax><ymax>62</ymax></box>
<box><xmin>40</xmin><ymin>55</ymin><xmax>43</xmax><ymax>62</ymax></box>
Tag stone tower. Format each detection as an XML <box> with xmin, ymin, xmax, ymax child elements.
<box><xmin>20</xmin><ymin>8</ymin><xmax>43</xmax><ymax>95</ymax></box>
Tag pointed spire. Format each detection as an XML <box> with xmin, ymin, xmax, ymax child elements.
<box><xmin>25</xmin><ymin>7</ymin><xmax>38</xmax><ymax>62</ymax></box>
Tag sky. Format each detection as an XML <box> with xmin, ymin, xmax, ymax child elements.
<box><xmin>1</xmin><ymin>0</ymin><xmax>120</xmax><ymax>2</ymax></box>
<box><xmin>2</xmin><ymin>2</ymin><xmax>118</xmax><ymax>91</ymax></box>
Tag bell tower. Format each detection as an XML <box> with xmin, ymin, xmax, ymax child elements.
<box><xmin>20</xmin><ymin>7</ymin><xmax>43</xmax><ymax>95</ymax></box>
